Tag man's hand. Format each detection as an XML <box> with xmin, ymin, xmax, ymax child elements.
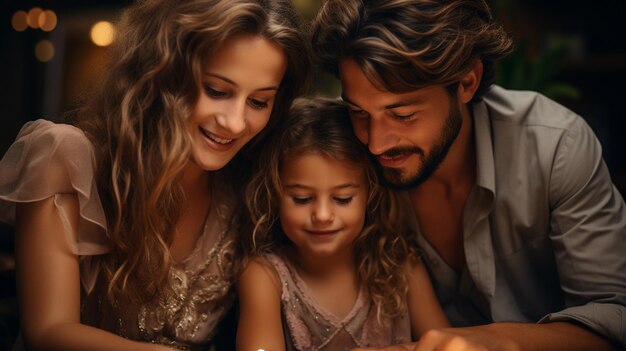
<box><xmin>350</xmin><ymin>326</ymin><xmax>521</xmax><ymax>351</ymax></box>
<box><xmin>412</xmin><ymin>328</ymin><xmax>520</xmax><ymax>351</ymax></box>
<box><xmin>351</xmin><ymin>322</ymin><xmax>615</xmax><ymax>351</ymax></box>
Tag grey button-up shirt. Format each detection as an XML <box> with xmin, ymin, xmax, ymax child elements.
<box><xmin>410</xmin><ymin>85</ymin><xmax>626</xmax><ymax>347</ymax></box>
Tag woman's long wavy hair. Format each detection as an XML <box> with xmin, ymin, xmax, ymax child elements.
<box><xmin>244</xmin><ymin>98</ymin><xmax>417</xmax><ymax>319</ymax></box>
<box><xmin>311</xmin><ymin>0</ymin><xmax>513</xmax><ymax>101</ymax></box>
<box><xmin>72</xmin><ymin>0</ymin><xmax>310</xmax><ymax>304</ymax></box>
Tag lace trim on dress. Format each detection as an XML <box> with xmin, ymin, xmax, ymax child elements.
<box><xmin>266</xmin><ymin>254</ymin><xmax>369</xmax><ymax>350</ymax></box>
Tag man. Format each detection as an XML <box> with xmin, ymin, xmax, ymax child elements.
<box><xmin>311</xmin><ymin>0</ymin><xmax>626</xmax><ymax>350</ymax></box>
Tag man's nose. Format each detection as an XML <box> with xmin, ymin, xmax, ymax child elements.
<box><xmin>367</xmin><ymin>116</ymin><xmax>396</xmax><ymax>155</ymax></box>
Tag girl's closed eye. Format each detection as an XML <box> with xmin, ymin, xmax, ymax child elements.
<box><xmin>291</xmin><ymin>196</ymin><xmax>312</xmax><ymax>205</ymax></box>
<box><xmin>333</xmin><ymin>196</ymin><xmax>353</xmax><ymax>205</ymax></box>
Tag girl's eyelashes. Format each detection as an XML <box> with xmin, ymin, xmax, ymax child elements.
<box><xmin>334</xmin><ymin>196</ymin><xmax>353</xmax><ymax>205</ymax></box>
<box><xmin>292</xmin><ymin>196</ymin><xmax>312</xmax><ymax>205</ymax></box>
<box><xmin>290</xmin><ymin>196</ymin><xmax>354</xmax><ymax>205</ymax></box>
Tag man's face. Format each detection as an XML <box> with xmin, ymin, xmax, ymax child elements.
<box><xmin>339</xmin><ymin>59</ymin><xmax>462</xmax><ymax>190</ymax></box>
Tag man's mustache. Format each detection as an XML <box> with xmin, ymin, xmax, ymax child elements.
<box><xmin>374</xmin><ymin>146</ymin><xmax>424</xmax><ymax>159</ymax></box>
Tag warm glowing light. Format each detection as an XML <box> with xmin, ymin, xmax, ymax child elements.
<box><xmin>11</xmin><ymin>11</ymin><xmax>28</xmax><ymax>32</ymax></box>
<box><xmin>27</xmin><ymin>7</ymin><xmax>43</xmax><ymax>29</ymax></box>
<box><xmin>90</xmin><ymin>21</ymin><xmax>116</xmax><ymax>47</ymax></box>
<box><xmin>39</xmin><ymin>10</ymin><xmax>58</xmax><ymax>32</ymax></box>
<box><xmin>35</xmin><ymin>40</ymin><xmax>55</xmax><ymax>62</ymax></box>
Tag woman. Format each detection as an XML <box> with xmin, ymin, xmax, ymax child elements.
<box><xmin>0</xmin><ymin>0</ymin><xmax>310</xmax><ymax>349</ymax></box>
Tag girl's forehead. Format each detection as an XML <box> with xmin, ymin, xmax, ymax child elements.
<box><xmin>281</xmin><ymin>152</ymin><xmax>366</xmax><ymax>178</ymax></box>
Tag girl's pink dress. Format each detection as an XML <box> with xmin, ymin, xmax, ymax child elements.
<box><xmin>265</xmin><ymin>253</ymin><xmax>412</xmax><ymax>351</ymax></box>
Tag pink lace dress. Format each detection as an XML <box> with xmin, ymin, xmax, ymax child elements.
<box><xmin>265</xmin><ymin>254</ymin><xmax>412</xmax><ymax>351</ymax></box>
<box><xmin>0</xmin><ymin>120</ymin><xmax>238</xmax><ymax>350</ymax></box>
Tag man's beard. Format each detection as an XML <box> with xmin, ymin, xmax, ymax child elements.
<box><xmin>372</xmin><ymin>98</ymin><xmax>463</xmax><ymax>190</ymax></box>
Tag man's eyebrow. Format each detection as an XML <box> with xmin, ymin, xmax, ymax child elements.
<box><xmin>205</xmin><ymin>73</ymin><xmax>279</xmax><ymax>91</ymax></box>
<box><xmin>341</xmin><ymin>94</ymin><xmax>421</xmax><ymax>110</ymax></box>
<box><xmin>384</xmin><ymin>100</ymin><xmax>421</xmax><ymax>109</ymax></box>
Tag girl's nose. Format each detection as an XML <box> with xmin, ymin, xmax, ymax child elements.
<box><xmin>312</xmin><ymin>201</ymin><xmax>334</xmax><ymax>224</ymax></box>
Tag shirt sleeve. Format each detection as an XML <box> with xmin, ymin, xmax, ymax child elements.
<box><xmin>540</xmin><ymin>115</ymin><xmax>626</xmax><ymax>347</ymax></box>
<box><xmin>0</xmin><ymin>119</ymin><xmax>110</xmax><ymax>293</ymax></box>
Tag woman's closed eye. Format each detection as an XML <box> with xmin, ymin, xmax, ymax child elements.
<box><xmin>248</xmin><ymin>97</ymin><xmax>269</xmax><ymax>110</ymax></box>
<box><xmin>204</xmin><ymin>85</ymin><xmax>228</xmax><ymax>98</ymax></box>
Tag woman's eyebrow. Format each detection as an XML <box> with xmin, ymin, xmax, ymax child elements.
<box><xmin>205</xmin><ymin>72</ymin><xmax>279</xmax><ymax>91</ymax></box>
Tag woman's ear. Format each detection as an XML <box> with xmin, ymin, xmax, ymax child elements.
<box><xmin>458</xmin><ymin>59</ymin><xmax>483</xmax><ymax>104</ymax></box>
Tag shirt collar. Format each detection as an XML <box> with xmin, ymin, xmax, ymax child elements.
<box><xmin>472</xmin><ymin>100</ymin><xmax>496</xmax><ymax>196</ymax></box>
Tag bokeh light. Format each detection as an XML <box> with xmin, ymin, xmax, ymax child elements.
<box><xmin>11</xmin><ymin>11</ymin><xmax>28</xmax><ymax>32</ymax></box>
<box><xmin>90</xmin><ymin>21</ymin><xmax>116</xmax><ymax>47</ymax></box>
<box><xmin>27</xmin><ymin>7</ymin><xmax>43</xmax><ymax>29</ymax></box>
<box><xmin>35</xmin><ymin>40</ymin><xmax>55</xmax><ymax>62</ymax></box>
<box><xmin>39</xmin><ymin>10</ymin><xmax>58</xmax><ymax>32</ymax></box>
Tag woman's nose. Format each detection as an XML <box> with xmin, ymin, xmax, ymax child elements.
<box><xmin>216</xmin><ymin>100</ymin><xmax>247</xmax><ymax>135</ymax></box>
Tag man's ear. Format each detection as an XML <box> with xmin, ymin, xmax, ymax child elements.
<box><xmin>458</xmin><ymin>59</ymin><xmax>483</xmax><ymax>104</ymax></box>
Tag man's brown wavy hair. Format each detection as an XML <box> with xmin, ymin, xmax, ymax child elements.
<box><xmin>311</xmin><ymin>0</ymin><xmax>513</xmax><ymax>101</ymax></box>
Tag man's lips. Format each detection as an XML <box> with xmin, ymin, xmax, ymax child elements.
<box><xmin>376</xmin><ymin>153</ymin><xmax>411</xmax><ymax>167</ymax></box>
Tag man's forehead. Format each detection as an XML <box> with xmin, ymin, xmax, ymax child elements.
<box><xmin>339</xmin><ymin>59</ymin><xmax>391</xmax><ymax>105</ymax></box>
<box><xmin>340</xmin><ymin>61</ymin><xmax>436</xmax><ymax>109</ymax></box>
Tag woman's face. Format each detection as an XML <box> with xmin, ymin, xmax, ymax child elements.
<box><xmin>188</xmin><ymin>33</ymin><xmax>287</xmax><ymax>171</ymax></box>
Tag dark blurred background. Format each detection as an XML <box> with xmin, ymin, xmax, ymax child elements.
<box><xmin>1</xmin><ymin>0</ymin><xmax>625</xmax><ymax>349</ymax></box>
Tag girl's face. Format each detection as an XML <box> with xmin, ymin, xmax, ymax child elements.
<box><xmin>279</xmin><ymin>153</ymin><xmax>368</xmax><ymax>259</ymax></box>
<box><xmin>187</xmin><ymin>33</ymin><xmax>287</xmax><ymax>171</ymax></box>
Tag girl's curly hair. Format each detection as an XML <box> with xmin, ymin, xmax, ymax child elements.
<box><xmin>244</xmin><ymin>98</ymin><xmax>417</xmax><ymax>319</ymax></box>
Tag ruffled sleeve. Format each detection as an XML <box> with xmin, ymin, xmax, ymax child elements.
<box><xmin>0</xmin><ymin>119</ymin><xmax>109</xmax><ymax>293</ymax></box>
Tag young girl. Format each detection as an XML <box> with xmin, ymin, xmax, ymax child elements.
<box><xmin>237</xmin><ymin>98</ymin><xmax>449</xmax><ymax>351</ymax></box>
<box><xmin>0</xmin><ymin>0</ymin><xmax>309</xmax><ymax>350</ymax></box>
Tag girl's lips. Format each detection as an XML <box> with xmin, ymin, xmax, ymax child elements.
<box><xmin>306</xmin><ymin>229</ymin><xmax>339</xmax><ymax>235</ymax></box>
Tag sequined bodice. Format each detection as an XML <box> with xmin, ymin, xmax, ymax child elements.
<box><xmin>81</xmin><ymin>192</ymin><xmax>238</xmax><ymax>350</ymax></box>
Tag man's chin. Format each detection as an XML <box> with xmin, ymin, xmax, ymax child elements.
<box><xmin>380</xmin><ymin>167</ymin><xmax>422</xmax><ymax>190</ymax></box>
